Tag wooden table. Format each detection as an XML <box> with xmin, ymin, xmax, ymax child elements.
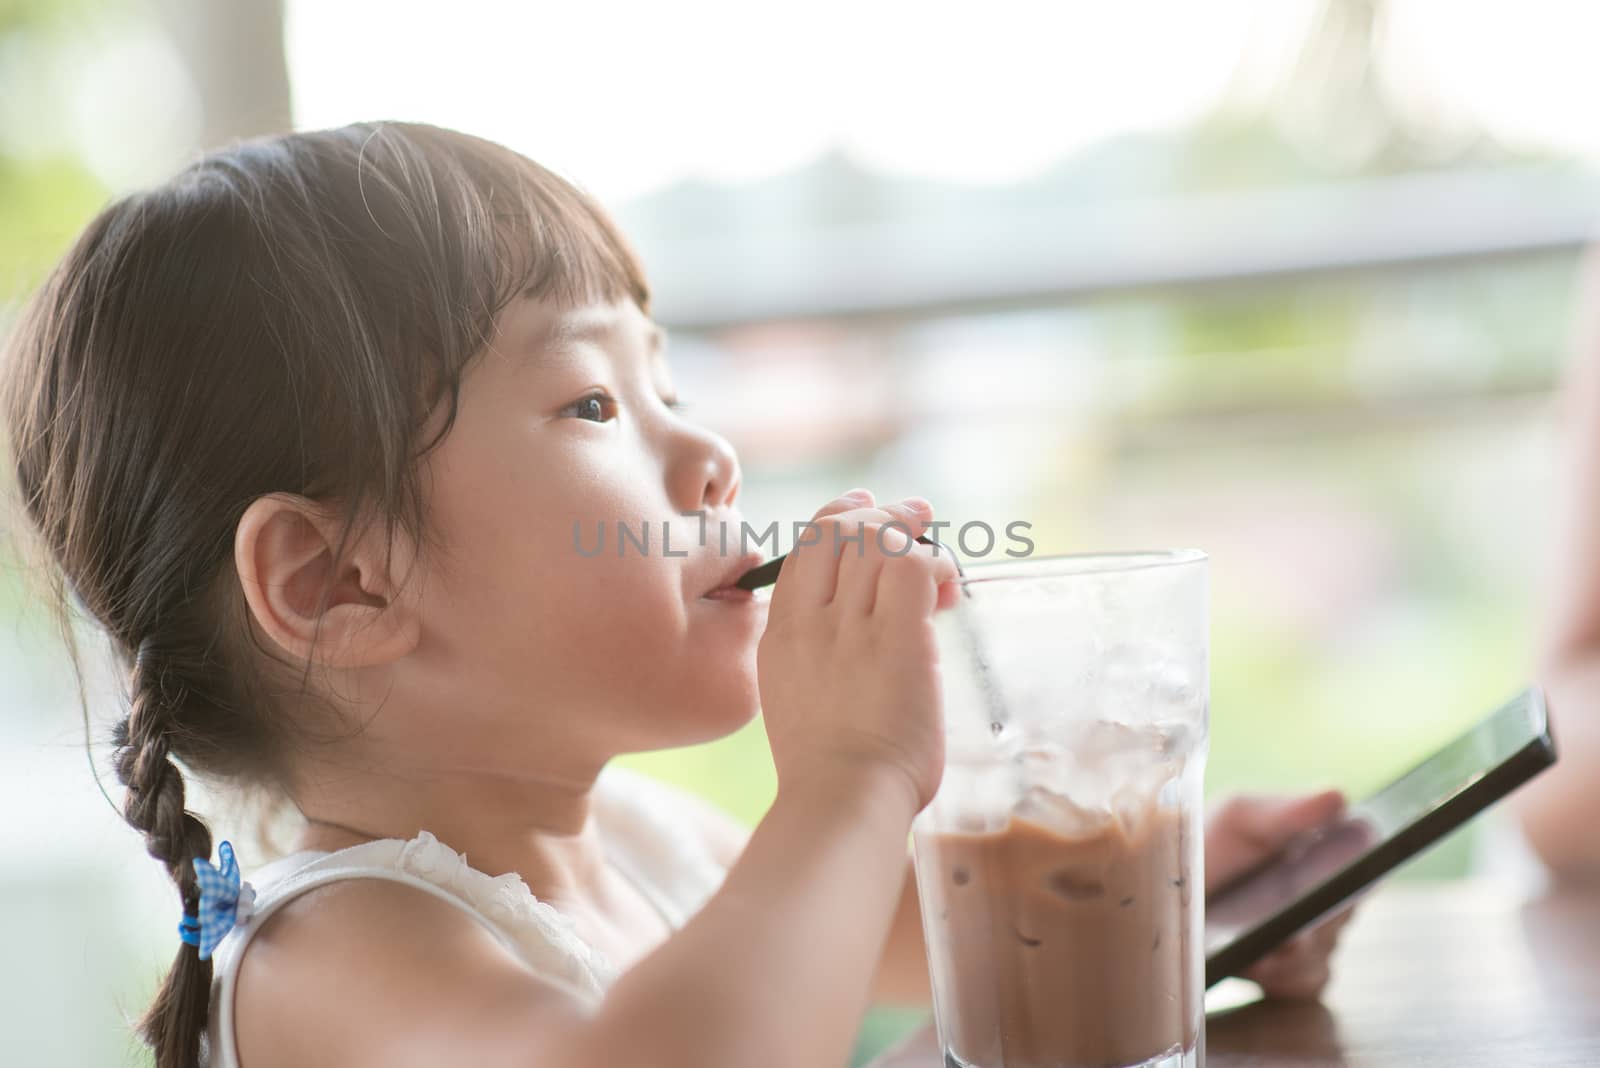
<box><xmin>869</xmin><ymin>881</ymin><xmax>1600</xmax><ymax>1067</ymax></box>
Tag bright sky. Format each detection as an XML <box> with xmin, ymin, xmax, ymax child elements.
<box><xmin>37</xmin><ymin>1</ymin><xmax>1600</xmax><ymax>201</ymax></box>
<box><xmin>282</xmin><ymin>0</ymin><xmax>1289</xmax><ymax>200</ymax></box>
<box><xmin>274</xmin><ymin>1</ymin><xmax>1600</xmax><ymax>204</ymax></box>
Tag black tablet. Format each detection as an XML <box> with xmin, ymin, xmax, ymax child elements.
<box><xmin>1204</xmin><ymin>686</ymin><xmax>1557</xmax><ymax>987</ymax></box>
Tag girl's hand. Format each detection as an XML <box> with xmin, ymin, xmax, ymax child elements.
<box><xmin>757</xmin><ymin>488</ymin><xmax>961</xmax><ymax>812</ymax></box>
<box><xmin>1205</xmin><ymin>790</ymin><xmax>1356</xmax><ymax>1000</ymax></box>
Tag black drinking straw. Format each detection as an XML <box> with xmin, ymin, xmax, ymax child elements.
<box><xmin>734</xmin><ymin>533</ymin><xmax>1010</xmax><ymax>732</ymax></box>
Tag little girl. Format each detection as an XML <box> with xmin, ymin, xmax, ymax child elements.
<box><xmin>1</xmin><ymin>121</ymin><xmax>1351</xmax><ymax>1068</ymax></box>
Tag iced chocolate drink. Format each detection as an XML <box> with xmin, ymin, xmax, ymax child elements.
<box><xmin>914</xmin><ymin>550</ymin><xmax>1210</xmax><ymax>1068</ymax></box>
<box><xmin>913</xmin><ymin>773</ymin><xmax>1202</xmax><ymax>1068</ymax></box>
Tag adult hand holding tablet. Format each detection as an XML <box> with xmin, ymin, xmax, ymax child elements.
<box><xmin>1204</xmin><ymin>687</ymin><xmax>1558</xmax><ymax>987</ymax></box>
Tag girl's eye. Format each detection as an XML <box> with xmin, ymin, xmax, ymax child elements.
<box><xmin>564</xmin><ymin>391</ymin><xmax>617</xmax><ymax>423</ymax></box>
<box><xmin>663</xmin><ymin>395</ymin><xmax>690</xmax><ymax>413</ymax></box>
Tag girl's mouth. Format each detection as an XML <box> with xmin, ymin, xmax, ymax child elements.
<box><xmin>701</xmin><ymin>584</ymin><xmax>757</xmax><ymax>603</ymax></box>
<box><xmin>699</xmin><ymin>549</ymin><xmax>767</xmax><ymax>601</ymax></box>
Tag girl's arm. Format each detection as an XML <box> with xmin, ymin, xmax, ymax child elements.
<box><xmin>870</xmin><ymin>850</ymin><xmax>937</xmax><ymax>1005</ymax></box>
<box><xmin>679</xmin><ymin>787</ymin><xmax>933</xmax><ymax>1006</ymax></box>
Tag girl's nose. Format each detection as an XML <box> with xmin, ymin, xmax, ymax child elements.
<box><xmin>668</xmin><ymin>423</ymin><xmax>742</xmax><ymax>514</ymax></box>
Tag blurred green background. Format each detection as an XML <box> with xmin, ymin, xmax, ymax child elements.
<box><xmin>0</xmin><ymin>0</ymin><xmax>1584</xmax><ymax>1065</ymax></box>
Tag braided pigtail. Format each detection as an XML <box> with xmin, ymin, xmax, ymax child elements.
<box><xmin>111</xmin><ymin>639</ymin><xmax>217</xmax><ymax>1068</ymax></box>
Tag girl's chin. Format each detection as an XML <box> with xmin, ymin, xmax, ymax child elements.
<box><xmin>687</xmin><ymin>668</ymin><xmax>761</xmax><ymax>722</ymax></box>
<box><xmin>655</xmin><ymin>697</ymin><xmax>760</xmax><ymax>747</ymax></box>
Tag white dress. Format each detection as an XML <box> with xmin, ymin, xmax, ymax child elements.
<box><xmin>202</xmin><ymin>764</ymin><xmax>732</xmax><ymax>1068</ymax></box>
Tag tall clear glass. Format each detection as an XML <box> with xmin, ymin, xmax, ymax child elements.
<box><xmin>912</xmin><ymin>551</ymin><xmax>1209</xmax><ymax>1068</ymax></box>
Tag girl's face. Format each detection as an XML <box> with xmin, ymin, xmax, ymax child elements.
<box><xmin>407</xmin><ymin>296</ymin><xmax>766</xmax><ymax>759</ymax></box>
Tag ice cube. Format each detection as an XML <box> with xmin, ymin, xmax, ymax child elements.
<box><xmin>1011</xmin><ymin>784</ymin><xmax>1114</xmax><ymax>838</ymax></box>
<box><xmin>1014</xmin><ymin>740</ymin><xmax>1066</xmax><ymax>778</ymax></box>
<box><xmin>1070</xmin><ymin>720</ymin><xmax>1167</xmax><ymax>763</ymax></box>
<box><xmin>1045</xmin><ymin>866</ymin><xmax>1107</xmax><ymax>901</ymax></box>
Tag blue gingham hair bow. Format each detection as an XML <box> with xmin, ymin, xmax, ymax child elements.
<box><xmin>178</xmin><ymin>840</ymin><xmax>257</xmax><ymax>960</ymax></box>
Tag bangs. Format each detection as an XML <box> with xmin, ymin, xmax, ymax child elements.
<box><xmin>375</xmin><ymin>122</ymin><xmax>652</xmax><ymax>322</ymax></box>
<box><xmin>492</xmin><ymin>152</ymin><xmax>652</xmax><ymax>315</ymax></box>
<box><xmin>321</xmin><ymin>122</ymin><xmax>654</xmax><ymax>454</ymax></box>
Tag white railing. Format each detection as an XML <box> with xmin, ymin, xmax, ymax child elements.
<box><xmin>643</xmin><ymin>166</ymin><xmax>1600</xmax><ymax>331</ymax></box>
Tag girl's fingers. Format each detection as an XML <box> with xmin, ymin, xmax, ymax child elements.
<box><xmin>769</xmin><ymin>490</ymin><xmax>875</xmax><ymax>615</ymax></box>
<box><xmin>928</xmin><ymin>526</ymin><xmax>964</xmax><ymax>611</ymax></box>
<box><xmin>834</xmin><ymin>500</ymin><xmax>933</xmax><ymax>616</ymax></box>
<box><xmin>923</xmin><ymin>535</ymin><xmax>961</xmax><ymax>590</ymax></box>
<box><xmin>874</xmin><ymin>540</ymin><xmax>945</xmax><ymax>622</ymax></box>
<box><xmin>769</xmin><ymin>490</ymin><xmax>952</xmax><ymax>619</ymax></box>
<box><xmin>871</xmin><ymin>525</ymin><xmax>958</xmax><ymax>620</ymax></box>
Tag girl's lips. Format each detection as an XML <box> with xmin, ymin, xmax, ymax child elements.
<box><xmin>702</xmin><ymin>585</ymin><xmax>757</xmax><ymax>603</ymax></box>
<box><xmin>701</xmin><ymin>549</ymin><xmax>767</xmax><ymax>599</ymax></box>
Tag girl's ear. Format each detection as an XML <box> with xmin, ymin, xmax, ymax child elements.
<box><xmin>233</xmin><ymin>492</ymin><xmax>421</xmax><ymax>669</ymax></box>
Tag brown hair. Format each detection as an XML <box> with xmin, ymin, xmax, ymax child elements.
<box><xmin>0</xmin><ymin>121</ymin><xmax>649</xmax><ymax>1068</ymax></box>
